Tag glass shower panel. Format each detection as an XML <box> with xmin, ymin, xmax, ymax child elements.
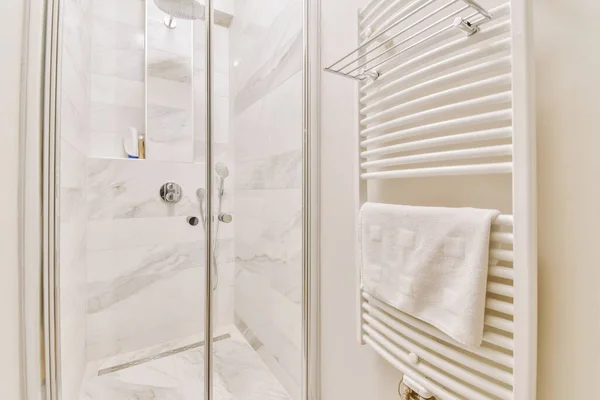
<box><xmin>147</xmin><ymin>1</ymin><xmax>194</xmax><ymax>161</ymax></box>
<box><xmin>56</xmin><ymin>0</ymin><xmax>207</xmax><ymax>398</ymax></box>
<box><xmin>211</xmin><ymin>1</ymin><xmax>304</xmax><ymax>399</ymax></box>
<box><xmin>55</xmin><ymin>0</ymin><xmax>305</xmax><ymax>399</ymax></box>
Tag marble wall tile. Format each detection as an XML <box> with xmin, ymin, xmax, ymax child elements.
<box><xmin>234</xmin><ymin>190</ymin><xmax>302</xmax><ymax>300</ymax></box>
<box><xmin>89</xmin><ymin>133</ymin><xmax>128</xmax><ymax>159</ymax></box>
<box><xmin>91</xmin><ymin>45</ymin><xmax>144</xmax><ymax>82</ymax></box>
<box><xmin>61</xmin><ymin>97</ymin><xmax>90</xmax><ymax>155</ymax></box>
<box><xmin>233</xmin><ymin>72</ymin><xmax>302</xmax><ymax>163</ymax></box>
<box><xmin>231</xmin><ymin>0</ymin><xmax>302</xmax><ymax>112</ymax></box>
<box><xmin>229</xmin><ymin>0</ymin><xmax>293</xmax><ymax>69</ymax></box>
<box><xmin>63</xmin><ymin>0</ymin><xmax>92</xmax><ymax>82</ymax></box>
<box><xmin>87</xmin><ymin>217</ymin><xmax>201</xmax><ymax>254</ymax></box>
<box><xmin>215</xmin><ymin>0</ymin><xmax>235</xmax><ymax>16</ymax></box>
<box><xmin>232</xmin><ymin>32</ymin><xmax>302</xmax><ymax>115</ymax></box>
<box><xmin>146</xmin><ymin>1</ymin><xmax>196</xmax><ymax>162</ymax></box>
<box><xmin>61</xmin><ymin>48</ymin><xmax>91</xmax><ymax>154</ymax></box>
<box><xmin>149</xmin><ymin>50</ymin><xmax>193</xmax><ymax>83</ymax></box>
<box><xmin>146</xmin><ymin>103</ymin><xmax>194</xmax><ymax>162</ymax></box>
<box><xmin>92</xmin><ymin>75</ymin><xmax>144</xmax><ymax>108</ymax></box>
<box><xmin>87</xmin><ymin>158</ymin><xmax>204</xmax><ymax>220</ymax></box>
<box><xmin>90</xmin><ymin>102</ymin><xmax>146</xmax><ymax>153</ymax></box>
<box><xmin>231</xmin><ymin>1</ymin><xmax>303</xmax><ymax>396</ymax></box>
<box><xmin>90</xmin><ymin>1</ymin><xmax>144</xmax><ymax>159</ymax></box>
<box><xmin>92</xmin><ymin>0</ymin><xmax>144</xmax><ymax>28</ymax></box>
<box><xmin>234</xmin><ymin>267</ymin><xmax>301</xmax><ymax>389</ymax></box>
<box><xmin>235</xmin><ymin>151</ymin><xmax>301</xmax><ymax>190</ymax></box>
<box><xmin>232</xmin><ymin>189</ymin><xmax>302</xmax><ymax>395</ymax></box>
<box><xmin>148</xmin><ymin>18</ymin><xmax>192</xmax><ymax>57</ymax></box>
<box><xmin>193</xmin><ymin>75</ymin><xmax>230</xmax><ymax>149</ymax></box>
<box><xmin>193</xmin><ymin>23</ymin><xmax>230</xmax><ymax>77</ymax></box>
<box><xmin>86</xmin><ymin>156</ymin><xmax>236</xmax><ymax>360</ymax></box>
<box><xmin>59</xmin><ymin>1</ymin><xmax>92</xmax><ymax>398</ymax></box>
<box><xmin>92</xmin><ymin>17</ymin><xmax>144</xmax><ymax>51</ymax></box>
<box><xmin>86</xmin><ymin>267</ymin><xmax>207</xmax><ymax>360</ymax></box>
<box><xmin>83</xmin><ymin>0</ymin><xmax>237</xmax><ymax>377</ymax></box>
<box><xmin>232</xmin><ymin>72</ymin><xmax>303</xmax><ymax>192</ymax></box>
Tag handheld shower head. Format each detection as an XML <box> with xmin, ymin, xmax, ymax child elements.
<box><xmin>215</xmin><ymin>162</ymin><xmax>229</xmax><ymax>200</ymax></box>
<box><xmin>153</xmin><ymin>0</ymin><xmax>204</xmax><ymax>20</ymax></box>
<box><xmin>196</xmin><ymin>188</ymin><xmax>205</xmax><ymax>200</ymax></box>
<box><xmin>215</xmin><ymin>162</ymin><xmax>229</xmax><ymax>179</ymax></box>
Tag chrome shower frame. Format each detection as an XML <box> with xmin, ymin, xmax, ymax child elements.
<box><xmin>19</xmin><ymin>0</ymin><xmax>322</xmax><ymax>400</ymax></box>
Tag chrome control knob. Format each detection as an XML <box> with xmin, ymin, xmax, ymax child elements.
<box><xmin>160</xmin><ymin>182</ymin><xmax>182</xmax><ymax>203</ymax></box>
<box><xmin>218</xmin><ymin>213</ymin><xmax>233</xmax><ymax>223</ymax></box>
<box><xmin>187</xmin><ymin>216</ymin><xmax>200</xmax><ymax>226</ymax></box>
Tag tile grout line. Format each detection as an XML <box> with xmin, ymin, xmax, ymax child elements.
<box><xmin>97</xmin><ymin>333</ymin><xmax>231</xmax><ymax>376</ymax></box>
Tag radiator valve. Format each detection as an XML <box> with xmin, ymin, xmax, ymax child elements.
<box><xmin>399</xmin><ymin>376</ymin><xmax>434</xmax><ymax>400</ymax></box>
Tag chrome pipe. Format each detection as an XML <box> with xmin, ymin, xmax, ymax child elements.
<box><xmin>461</xmin><ymin>0</ymin><xmax>492</xmax><ymax>19</ymax></box>
<box><xmin>333</xmin><ymin>0</ymin><xmax>442</xmax><ymax>72</ymax></box>
<box><xmin>204</xmin><ymin>1</ymin><xmax>214</xmax><ymax>399</ymax></box>
<box><xmin>327</xmin><ymin>0</ymin><xmax>430</xmax><ymax>70</ymax></box>
<box><xmin>345</xmin><ymin>4</ymin><xmax>469</xmax><ymax>76</ymax></box>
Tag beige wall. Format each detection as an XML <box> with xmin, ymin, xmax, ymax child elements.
<box><xmin>0</xmin><ymin>0</ymin><xmax>25</xmax><ymax>398</ymax></box>
<box><xmin>320</xmin><ymin>0</ymin><xmax>600</xmax><ymax>399</ymax></box>
<box><xmin>535</xmin><ymin>1</ymin><xmax>600</xmax><ymax>397</ymax></box>
<box><xmin>320</xmin><ymin>0</ymin><xmax>402</xmax><ymax>399</ymax></box>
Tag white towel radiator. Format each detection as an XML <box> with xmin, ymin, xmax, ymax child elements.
<box><xmin>325</xmin><ymin>0</ymin><xmax>536</xmax><ymax>399</ymax></box>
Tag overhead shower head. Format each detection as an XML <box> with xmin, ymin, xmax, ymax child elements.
<box><xmin>153</xmin><ymin>0</ymin><xmax>204</xmax><ymax>20</ymax></box>
<box><xmin>215</xmin><ymin>162</ymin><xmax>229</xmax><ymax>179</ymax></box>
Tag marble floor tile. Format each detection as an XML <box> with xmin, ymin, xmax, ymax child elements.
<box><xmin>79</xmin><ymin>326</ymin><xmax>292</xmax><ymax>400</ymax></box>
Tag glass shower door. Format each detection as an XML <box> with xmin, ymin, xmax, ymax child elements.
<box><xmin>208</xmin><ymin>1</ymin><xmax>305</xmax><ymax>399</ymax></box>
<box><xmin>56</xmin><ymin>0</ymin><xmax>209</xmax><ymax>398</ymax></box>
<box><xmin>53</xmin><ymin>0</ymin><xmax>306</xmax><ymax>399</ymax></box>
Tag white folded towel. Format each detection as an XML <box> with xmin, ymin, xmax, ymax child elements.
<box><xmin>359</xmin><ymin>202</ymin><xmax>500</xmax><ymax>347</ymax></box>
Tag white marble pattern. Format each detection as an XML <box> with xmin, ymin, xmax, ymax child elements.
<box><xmin>231</xmin><ymin>1</ymin><xmax>303</xmax><ymax>397</ymax></box>
<box><xmin>233</xmin><ymin>189</ymin><xmax>302</xmax><ymax>394</ymax></box>
<box><xmin>231</xmin><ymin>0</ymin><xmax>303</xmax><ymax>114</ymax></box>
<box><xmin>147</xmin><ymin>16</ymin><xmax>192</xmax><ymax>57</ymax></box>
<box><xmin>233</xmin><ymin>72</ymin><xmax>303</xmax><ymax>190</ymax></box>
<box><xmin>86</xmin><ymin>266</ymin><xmax>206</xmax><ymax>360</ymax></box>
<box><xmin>91</xmin><ymin>45</ymin><xmax>144</xmax><ymax>82</ymax></box>
<box><xmin>147</xmin><ymin>104</ymin><xmax>195</xmax><ymax>162</ymax></box>
<box><xmin>89</xmin><ymin>0</ymin><xmax>144</xmax><ymax>159</ymax></box>
<box><xmin>92</xmin><ymin>16</ymin><xmax>144</xmax><ymax>51</ymax></box>
<box><xmin>89</xmin><ymin>132</ymin><xmax>129</xmax><ymax>159</ymax></box>
<box><xmin>146</xmin><ymin>0</ymin><xmax>196</xmax><ymax>162</ymax></box>
<box><xmin>193</xmin><ymin>23</ymin><xmax>230</xmax><ymax>78</ymax></box>
<box><xmin>60</xmin><ymin>1</ymin><xmax>92</xmax><ymax>399</ymax></box>
<box><xmin>80</xmin><ymin>327</ymin><xmax>292</xmax><ymax>400</ymax></box>
<box><xmin>92</xmin><ymin>74</ymin><xmax>144</xmax><ymax>108</ymax></box>
<box><xmin>89</xmin><ymin>102</ymin><xmax>144</xmax><ymax>145</ymax></box>
<box><xmin>87</xmin><ymin>158</ymin><xmax>204</xmax><ymax>220</ymax></box>
<box><xmin>85</xmin><ymin>155</ymin><xmax>236</xmax><ymax>360</ymax></box>
<box><xmin>92</xmin><ymin>0</ymin><xmax>144</xmax><ymax>28</ymax></box>
<box><xmin>149</xmin><ymin>49</ymin><xmax>193</xmax><ymax>83</ymax></box>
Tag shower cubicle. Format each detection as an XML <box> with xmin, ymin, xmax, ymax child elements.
<box><xmin>39</xmin><ymin>0</ymin><xmax>317</xmax><ymax>399</ymax></box>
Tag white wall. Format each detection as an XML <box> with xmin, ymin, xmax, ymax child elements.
<box><xmin>320</xmin><ymin>0</ymin><xmax>600</xmax><ymax>399</ymax></box>
<box><xmin>0</xmin><ymin>0</ymin><xmax>25</xmax><ymax>398</ymax></box>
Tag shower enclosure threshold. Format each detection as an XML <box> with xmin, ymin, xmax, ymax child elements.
<box><xmin>78</xmin><ymin>326</ymin><xmax>293</xmax><ymax>400</ymax></box>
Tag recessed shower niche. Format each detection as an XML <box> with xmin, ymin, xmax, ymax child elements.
<box><xmin>54</xmin><ymin>0</ymin><xmax>307</xmax><ymax>399</ymax></box>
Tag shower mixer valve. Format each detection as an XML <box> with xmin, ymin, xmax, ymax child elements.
<box><xmin>160</xmin><ymin>182</ymin><xmax>182</xmax><ymax>203</ymax></box>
